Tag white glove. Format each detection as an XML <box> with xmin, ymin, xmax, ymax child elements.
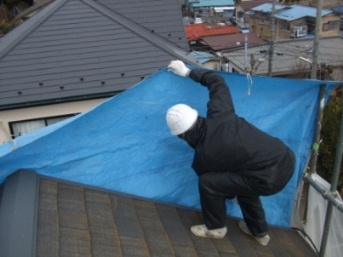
<box><xmin>167</xmin><ymin>60</ymin><xmax>190</xmax><ymax>77</ymax></box>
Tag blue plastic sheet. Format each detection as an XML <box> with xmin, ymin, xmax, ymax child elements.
<box><xmin>0</xmin><ymin>69</ymin><xmax>340</xmax><ymax>227</ymax></box>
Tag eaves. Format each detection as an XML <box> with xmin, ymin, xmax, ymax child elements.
<box><xmin>0</xmin><ymin>91</ymin><xmax>121</xmax><ymax>111</ymax></box>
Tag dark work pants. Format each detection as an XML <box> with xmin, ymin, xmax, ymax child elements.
<box><xmin>198</xmin><ymin>150</ymin><xmax>295</xmax><ymax>237</ymax></box>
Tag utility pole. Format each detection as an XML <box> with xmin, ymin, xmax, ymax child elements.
<box><xmin>268</xmin><ymin>0</ymin><xmax>276</xmax><ymax>76</ymax></box>
<box><xmin>311</xmin><ymin>0</ymin><xmax>322</xmax><ymax>79</ymax></box>
<box><xmin>250</xmin><ymin>54</ymin><xmax>256</xmax><ymax>74</ymax></box>
<box><xmin>244</xmin><ymin>33</ymin><xmax>248</xmax><ymax>72</ymax></box>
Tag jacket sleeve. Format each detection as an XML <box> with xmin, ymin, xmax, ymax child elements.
<box><xmin>189</xmin><ymin>69</ymin><xmax>235</xmax><ymax>120</ymax></box>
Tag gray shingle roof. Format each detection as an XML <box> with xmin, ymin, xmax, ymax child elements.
<box><xmin>0</xmin><ymin>170</ymin><xmax>318</xmax><ymax>257</ymax></box>
<box><xmin>0</xmin><ymin>0</ymin><xmax>198</xmax><ymax>110</ymax></box>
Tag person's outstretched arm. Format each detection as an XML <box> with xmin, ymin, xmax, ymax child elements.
<box><xmin>168</xmin><ymin>60</ymin><xmax>235</xmax><ymax>120</ymax></box>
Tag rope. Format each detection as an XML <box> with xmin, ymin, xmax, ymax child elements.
<box><xmin>246</xmin><ymin>73</ymin><xmax>253</xmax><ymax>96</ymax></box>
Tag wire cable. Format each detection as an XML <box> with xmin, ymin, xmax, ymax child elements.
<box><xmin>291</xmin><ymin>227</ymin><xmax>320</xmax><ymax>256</ymax></box>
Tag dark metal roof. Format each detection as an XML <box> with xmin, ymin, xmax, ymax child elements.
<box><xmin>95</xmin><ymin>0</ymin><xmax>189</xmax><ymax>50</ymax></box>
<box><xmin>201</xmin><ymin>32</ymin><xmax>266</xmax><ymax>51</ymax></box>
<box><xmin>0</xmin><ymin>0</ymin><xmax>198</xmax><ymax>110</ymax></box>
<box><xmin>332</xmin><ymin>5</ymin><xmax>343</xmax><ymax>14</ymax></box>
<box><xmin>0</xmin><ymin>170</ymin><xmax>318</xmax><ymax>257</ymax></box>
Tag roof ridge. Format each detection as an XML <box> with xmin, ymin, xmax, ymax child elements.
<box><xmin>81</xmin><ymin>0</ymin><xmax>200</xmax><ymax>66</ymax></box>
<box><xmin>0</xmin><ymin>0</ymin><xmax>200</xmax><ymax>66</ymax></box>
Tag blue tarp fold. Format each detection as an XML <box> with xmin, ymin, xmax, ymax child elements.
<box><xmin>0</xmin><ymin>69</ymin><xmax>340</xmax><ymax>227</ymax></box>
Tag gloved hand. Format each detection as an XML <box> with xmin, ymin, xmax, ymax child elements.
<box><xmin>167</xmin><ymin>60</ymin><xmax>190</xmax><ymax>77</ymax></box>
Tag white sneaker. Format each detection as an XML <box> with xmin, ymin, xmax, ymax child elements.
<box><xmin>190</xmin><ymin>224</ymin><xmax>227</xmax><ymax>239</ymax></box>
<box><xmin>238</xmin><ymin>221</ymin><xmax>270</xmax><ymax>246</ymax></box>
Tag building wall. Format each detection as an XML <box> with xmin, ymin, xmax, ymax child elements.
<box><xmin>202</xmin><ymin>60</ymin><xmax>222</xmax><ymax>70</ymax></box>
<box><xmin>0</xmin><ymin>98</ymin><xmax>106</xmax><ymax>144</ymax></box>
<box><xmin>320</xmin><ymin>14</ymin><xmax>341</xmax><ymax>36</ymax></box>
<box><xmin>249</xmin><ymin>13</ymin><xmax>271</xmax><ymax>40</ymax></box>
<box><xmin>276</xmin><ymin>20</ymin><xmax>292</xmax><ymax>40</ymax></box>
<box><xmin>332</xmin><ymin>66</ymin><xmax>343</xmax><ymax>81</ymax></box>
<box><xmin>250</xmin><ymin>13</ymin><xmax>340</xmax><ymax>40</ymax></box>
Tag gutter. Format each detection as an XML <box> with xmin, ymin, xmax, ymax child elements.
<box><xmin>0</xmin><ymin>170</ymin><xmax>40</xmax><ymax>257</ymax></box>
<box><xmin>0</xmin><ymin>91</ymin><xmax>122</xmax><ymax>111</ymax></box>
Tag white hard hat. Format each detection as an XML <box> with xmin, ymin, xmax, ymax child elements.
<box><xmin>166</xmin><ymin>104</ymin><xmax>198</xmax><ymax>135</ymax></box>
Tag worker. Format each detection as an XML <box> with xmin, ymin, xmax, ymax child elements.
<box><xmin>165</xmin><ymin>60</ymin><xmax>295</xmax><ymax>246</ymax></box>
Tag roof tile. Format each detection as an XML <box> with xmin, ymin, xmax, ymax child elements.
<box><xmin>35</xmin><ymin>178</ymin><xmax>318</xmax><ymax>257</ymax></box>
<box><xmin>185</xmin><ymin>23</ymin><xmax>239</xmax><ymax>41</ymax></box>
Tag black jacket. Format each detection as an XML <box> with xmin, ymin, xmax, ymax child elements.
<box><xmin>183</xmin><ymin>69</ymin><xmax>293</xmax><ymax>184</ymax></box>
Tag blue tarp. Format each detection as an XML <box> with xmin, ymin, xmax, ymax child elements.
<box><xmin>0</xmin><ymin>69</ymin><xmax>340</xmax><ymax>227</ymax></box>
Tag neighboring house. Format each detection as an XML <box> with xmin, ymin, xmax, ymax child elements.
<box><xmin>332</xmin><ymin>4</ymin><xmax>343</xmax><ymax>30</ymax></box>
<box><xmin>186</xmin><ymin>0</ymin><xmax>236</xmax><ymax>20</ymax></box>
<box><xmin>222</xmin><ymin>36</ymin><xmax>343</xmax><ymax>80</ymax></box>
<box><xmin>200</xmin><ymin>31</ymin><xmax>266</xmax><ymax>52</ymax></box>
<box><xmin>185</xmin><ymin>23</ymin><xmax>239</xmax><ymax>51</ymax></box>
<box><xmin>189</xmin><ymin>50</ymin><xmax>222</xmax><ymax>70</ymax></box>
<box><xmin>0</xmin><ymin>0</ymin><xmax>200</xmax><ymax>144</ymax></box>
<box><xmin>189</xmin><ymin>31</ymin><xmax>266</xmax><ymax>70</ymax></box>
<box><xmin>234</xmin><ymin>0</ymin><xmax>273</xmax><ymax>31</ymax></box>
<box><xmin>249</xmin><ymin>4</ymin><xmax>341</xmax><ymax>40</ymax></box>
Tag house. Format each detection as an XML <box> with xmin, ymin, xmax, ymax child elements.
<box><xmin>185</xmin><ymin>23</ymin><xmax>239</xmax><ymax>51</ymax></box>
<box><xmin>332</xmin><ymin>4</ymin><xmax>343</xmax><ymax>30</ymax></box>
<box><xmin>249</xmin><ymin>4</ymin><xmax>341</xmax><ymax>40</ymax></box>
<box><xmin>222</xmin><ymin>36</ymin><xmax>343</xmax><ymax>80</ymax></box>
<box><xmin>200</xmin><ymin>31</ymin><xmax>266</xmax><ymax>52</ymax></box>
<box><xmin>234</xmin><ymin>0</ymin><xmax>273</xmax><ymax>31</ymax></box>
<box><xmin>0</xmin><ymin>0</ymin><xmax>200</xmax><ymax>144</ymax></box>
<box><xmin>186</xmin><ymin>0</ymin><xmax>236</xmax><ymax>21</ymax></box>
<box><xmin>1</xmin><ymin>67</ymin><xmax>340</xmax><ymax>256</ymax></box>
<box><xmin>188</xmin><ymin>50</ymin><xmax>222</xmax><ymax>70</ymax></box>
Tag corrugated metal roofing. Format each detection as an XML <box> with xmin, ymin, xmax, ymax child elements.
<box><xmin>189</xmin><ymin>51</ymin><xmax>216</xmax><ymax>64</ymax></box>
<box><xmin>251</xmin><ymin>3</ymin><xmax>285</xmax><ymax>13</ymax></box>
<box><xmin>0</xmin><ymin>0</ymin><xmax>197</xmax><ymax>110</ymax></box>
<box><xmin>185</xmin><ymin>23</ymin><xmax>239</xmax><ymax>41</ymax></box>
<box><xmin>223</xmin><ymin>36</ymin><xmax>343</xmax><ymax>76</ymax></box>
<box><xmin>252</xmin><ymin>3</ymin><xmax>333</xmax><ymax>21</ymax></box>
<box><xmin>239</xmin><ymin>0</ymin><xmax>273</xmax><ymax>11</ymax></box>
<box><xmin>275</xmin><ymin>4</ymin><xmax>333</xmax><ymax>21</ymax></box>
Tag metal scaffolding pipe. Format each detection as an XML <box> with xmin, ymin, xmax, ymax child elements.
<box><xmin>308</xmin><ymin>85</ymin><xmax>326</xmax><ymax>174</ymax></box>
<box><xmin>303</xmin><ymin>175</ymin><xmax>343</xmax><ymax>214</ymax></box>
<box><xmin>303</xmin><ymin>85</ymin><xmax>326</xmax><ymax>221</ymax></box>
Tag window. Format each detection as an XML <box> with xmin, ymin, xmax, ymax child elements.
<box><xmin>291</xmin><ymin>25</ymin><xmax>308</xmax><ymax>37</ymax></box>
<box><xmin>281</xmin><ymin>22</ymin><xmax>290</xmax><ymax>31</ymax></box>
<box><xmin>322</xmin><ymin>21</ymin><xmax>340</xmax><ymax>31</ymax></box>
<box><xmin>9</xmin><ymin>114</ymin><xmax>76</xmax><ymax>139</ymax></box>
